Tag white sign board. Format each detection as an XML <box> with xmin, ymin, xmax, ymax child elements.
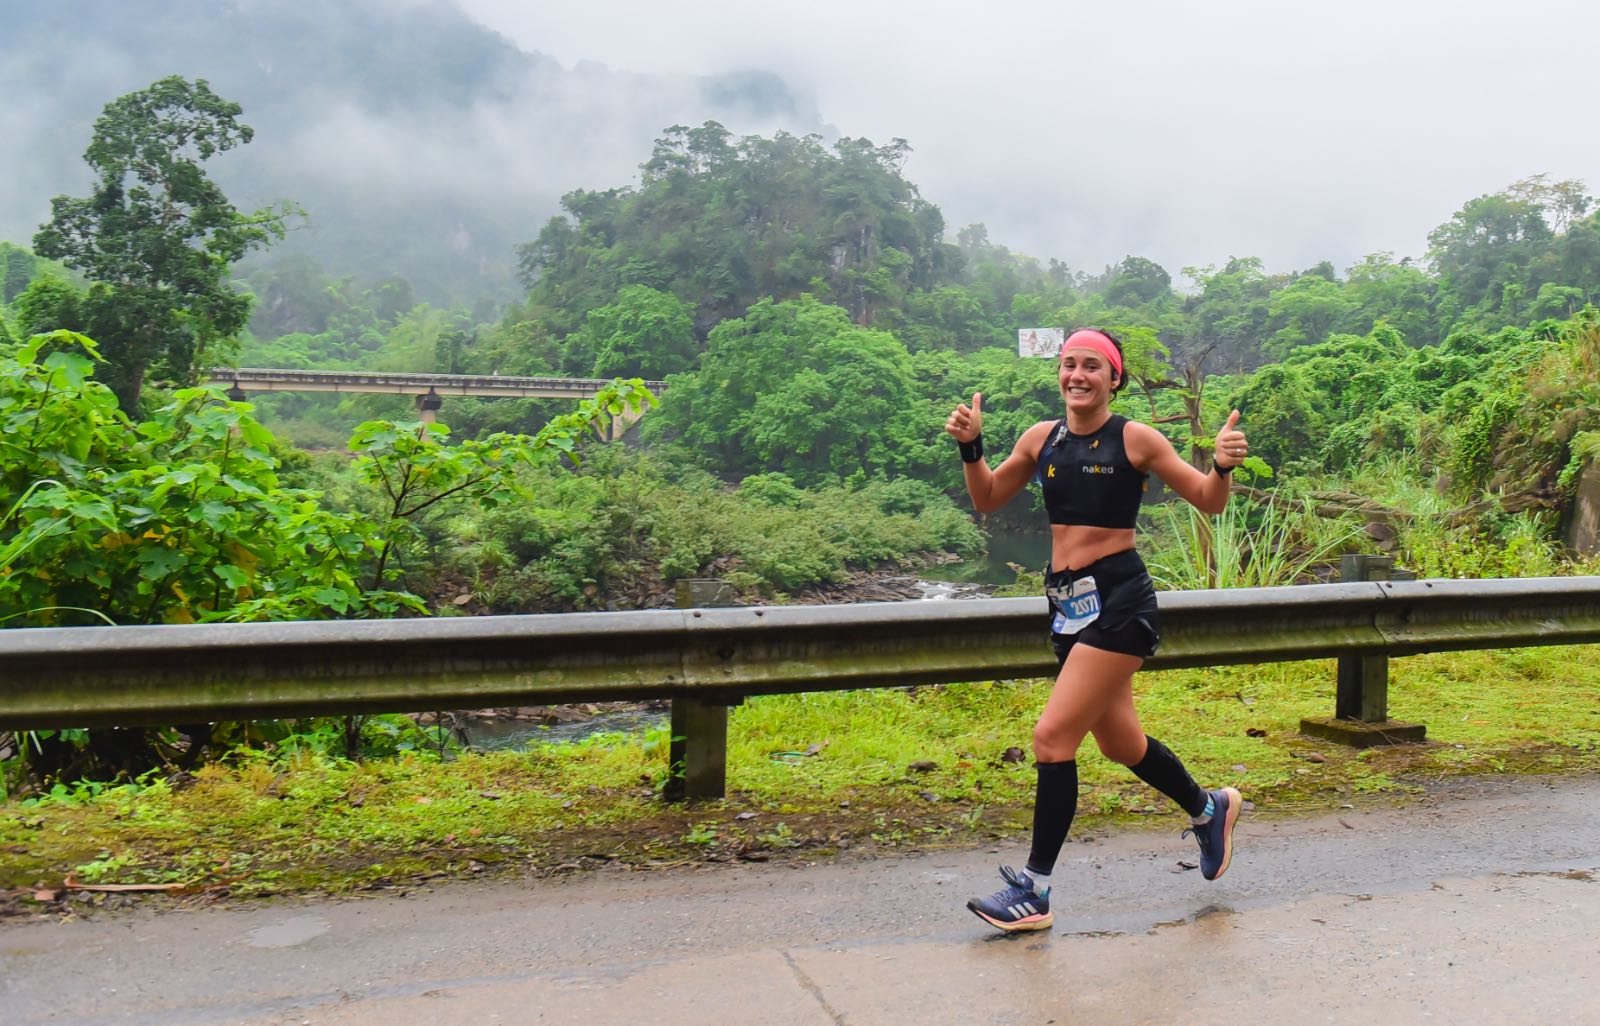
<box><xmin>1018</xmin><ymin>328</ymin><xmax>1065</xmax><ymax>358</ymax></box>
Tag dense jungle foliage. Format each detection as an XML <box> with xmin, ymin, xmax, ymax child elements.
<box><xmin>5</xmin><ymin>92</ymin><xmax>1600</xmax><ymax>790</ymax></box>
<box><xmin>7</xmin><ymin>116</ymin><xmax>1600</xmax><ymax>602</ymax></box>
<box><xmin>8</xmin><ymin>99</ymin><xmax>1600</xmax><ymax>579</ymax></box>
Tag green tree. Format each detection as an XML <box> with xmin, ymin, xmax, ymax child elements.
<box><xmin>368</xmin><ymin>275</ymin><xmax>417</xmax><ymax>324</ymax></box>
<box><xmin>369</xmin><ymin>305</ymin><xmax>458</xmax><ymax>373</ymax></box>
<box><xmin>1104</xmin><ymin>256</ymin><xmax>1172</xmax><ymax>308</ymax></box>
<box><xmin>32</xmin><ymin>76</ymin><xmax>295</xmax><ymax>410</ymax></box>
<box><xmin>567</xmin><ymin>285</ymin><xmax>697</xmax><ymax>378</ymax></box>
<box><xmin>881</xmin><ymin>285</ymin><xmax>1003</xmax><ymax>354</ymax></box>
<box><xmin>1226</xmin><ymin>363</ymin><xmax>1328</xmax><ymax>469</ymax></box>
<box><xmin>1342</xmin><ymin>252</ymin><xmax>1438</xmax><ymax>346</ymax></box>
<box><xmin>1181</xmin><ymin>257</ymin><xmax>1278</xmax><ymax>371</ymax></box>
<box><xmin>435</xmin><ymin>329</ymin><xmax>472</xmax><ymax>375</ymax></box>
<box><xmin>1425</xmin><ymin>177</ymin><xmax>1589</xmax><ymax>325</ymax></box>
<box><xmin>244</xmin><ymin>254</ymin><xmax>347</xmax><ymax>337</ymax></box>
<box><xmin>11</xmin><ymin>274</ymin><xmax>86</xmax><ymax>338</ymax></box>
<box><xmin>0</xmin><ymin>331</ymin><xmax>655</xmax><ymax>780</ymax></box>
<box><xmin>650</xmin><ymin>296</ymin><xmax>918</xmax><ymax>485</ymax></box>
<box><xmin>517</xmin><ymin>124</ymin><xmax>955</xmax><ymax>339</ymax></box>
<box><xmin>348</xmin><ymin>377</ymin><xmax>656</xmax><ymax>592</ymax></box>
<box><xmin>1266</xmin><ymin>273</ymin><xmax>1357</xmax><ymax>356</ymax></box>
<box><xmin>1</xmin><ymin>244</ymin><xmax>36</xmax><ymax>304</ymax></box>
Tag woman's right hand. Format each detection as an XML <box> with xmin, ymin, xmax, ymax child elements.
<box><xmin>945</xmin><ymin>392</ymin><xmax>983</xmax><ymax>443</ymax></box>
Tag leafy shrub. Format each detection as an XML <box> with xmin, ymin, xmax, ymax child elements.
<box><xmin>436</xmin><ymin>452</ymin><xmax>983</xmax><ymax>608</ymax></box>
<box><xmin>1399</xmin><ymin>512</ymin><xmax>1564</xmax><ymax>579</ymax></box>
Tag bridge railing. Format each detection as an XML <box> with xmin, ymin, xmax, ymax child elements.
<box><xmin>4</xmin><ymin>575</ymin><xmax>1599</xmax><ymax>797</ymax></box>
<box><xmin>209</xmin><ymin>368</ymin><xmax>670</xmax><ymax>397</ymax></box>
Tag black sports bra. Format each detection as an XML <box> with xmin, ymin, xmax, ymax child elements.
<box><xmin>1036</xmin><ymin>415</ymin><xmax>1147</xmax><ymax>529</ymax></box>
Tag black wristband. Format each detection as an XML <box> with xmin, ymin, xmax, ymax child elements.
<box><xmin>958</xmin><ymin>435</ymin><xmax>984</xmax><ymax>464</ymax></box>
<box><xmin>1212</xmin><ymin>458</ymin><xmax>1233</xmax><ymax>476</ymax></box>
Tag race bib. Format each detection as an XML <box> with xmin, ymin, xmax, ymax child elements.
<box><xmin>1049</xmin><ymin>575</ymin><xmax>1102</xmax><ymax>635</ymax></box>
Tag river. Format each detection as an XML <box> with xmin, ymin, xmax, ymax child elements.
<box><xmin>918</xmin><ymin>527</ymin><xmax>1044</xmax><ymax>588</ymax></box>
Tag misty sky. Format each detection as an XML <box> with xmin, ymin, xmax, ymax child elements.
<box><xmin>460</xmin><ymin>0</ymin><xmax>1600</xmax><ymax>280</ymax></box>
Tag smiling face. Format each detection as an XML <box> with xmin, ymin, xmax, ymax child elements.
<box><xmin>1058</xmin><ymin>346</ymin><xmax>1119</xmax><ymax>412</ymax></box>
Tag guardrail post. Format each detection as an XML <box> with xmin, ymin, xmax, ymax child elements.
<box><xmin>665</xmin><ymin>579</ymin><xmax>739</xmax><ymax>801</ymax></box>
<box><xmin>1337</xmin><ymin>554</ymin><xmax>1392</xmax><ymax>721</ymax></box>
<box><xmin>1301</xmin><ymin>554</ymin><xmax>1427</xmax><ymax>748</ymax></box>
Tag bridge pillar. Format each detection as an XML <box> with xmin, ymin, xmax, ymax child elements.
<box><xmin>416</xmin><ymin>389</ymin><xmax>443</xmax><ymax>425</ymax></box>
<box><xmin>665</xmin><ymin>578</ymin><xmax>740</xmax><ymax>801</ymax></box>
<box><xmin>609</xmin><ymin>403</ymin><xmax>645</xmax><ymax>441</ymax></box>
<box><xmin>1300</xmin><ymin>554</ymin><xmax>1427</xmax><ymax>748</ymax></box>
<box><xmin>225</xmin><ymin>382</ymin><xmax>248</xmax><ymax>403</ymax></box>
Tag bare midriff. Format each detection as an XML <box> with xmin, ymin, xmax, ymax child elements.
<box><xmin>1049</xmin><ymin>523</ymin><xmax>1137</xmax><ymax>573</ymax></box>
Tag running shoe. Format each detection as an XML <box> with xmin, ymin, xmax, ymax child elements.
<box><xmin>966</xmin><ymin>865</ymin><xmax>1052</xmax><ymax>932</ymax></box>
<box><xmin>1183</xmin><ymin>786</ymin><xmax>1242</xmax><ymax>881</ymax></box>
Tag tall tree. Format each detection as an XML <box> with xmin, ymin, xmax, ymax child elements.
<box><xmin>33</xmin><ymin>76</ymin><xmax>294</xmax><ymax>410</ymax></box>
<box><xmin>517</xmin><ymin>123</ymin><xmax>954</xmax><ymax>338</ymax></box>
<box><xmin>1424</xmin><ymin>177</ymin><xmax>1588</xmax><ymax>322</ymax></box>
<box><xmin>1</xmin><ymin>245</ymin><xmax>36</xmax><ymax>304</ymax></box>
<box><xmin>1342</xmin><ymin>252</ymin><xmax>1438</xmax><ymax>345</ymax></box>
<box><xmin>650</xmin><ymin>296</ymin><xmax>919</xmax><ymax>484</ymax></box>
<box><xmin>1181</xmin><ymin>257</ymin><xmax>1278</xmax><ymax>371</ymax></box>
<box><xmin>1266</xmin><ymin>273</ymin><xmax>1357</xmax><ymax>356</ymax></box>
<box><xmin>1104</xmin><ymin>256</ymin><xmax>1172</xmax><ymax>307</ymax></box>
<box><xmin>11</xmin><ymin>275</ymin><xmax>86</xmax><ymax>338</ymax></box>
<box><xmin>568</xmin><ymin>285</ymin><xmax>697</xmax><ymax>379</ymax></box>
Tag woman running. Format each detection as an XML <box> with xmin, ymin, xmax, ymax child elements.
<box><xmin>945</xmin><ymin>327</ymin><xmax>1248</xmax><ymax>932</ymax></box>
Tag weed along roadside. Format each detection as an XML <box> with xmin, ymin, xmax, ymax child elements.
<box><xmin>3</xmin><ymin>641</ymin><xmax>1600</xmax><ymax>913</ymax></box>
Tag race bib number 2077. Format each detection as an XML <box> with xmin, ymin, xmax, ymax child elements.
<box><xmin>1049</xmin><ymin>575</ymin><xmax>1101</xmax><ymax>636</ymax></box>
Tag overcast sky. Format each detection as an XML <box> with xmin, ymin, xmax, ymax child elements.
<box><xmin>459</xmin><ymin>0</ymin><xmax>1599</xmax><ymax>281</ymax></box>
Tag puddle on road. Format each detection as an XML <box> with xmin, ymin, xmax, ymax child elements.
<box><xmin>1148</xmin><ymin>903</ymin><xmax>1235</xmax><ymax>933</ymax></box>
<box><xmin>1513</xmin><ymin>868</ymin><xmax>1596</xmax><ymax>882</ymax></box>
<box><xmin>247</xmin><ymin>915</ymin><xmax>332</xmax><ymax>949</ymax></box>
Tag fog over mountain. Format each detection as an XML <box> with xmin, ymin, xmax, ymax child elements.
<box><xmin>466</xmin><ymin>0</ymin><xmax>1598</xmax><ymax>284</ymax></box>
<box><xmin>0</xmin><ymin>0</ymin><xmax>827</xmax><ymax>303</ymax></box>
<box><xmin>7</xmin><ymin>0</ymin><xmax>1597</xmax><ymax>309</ymax></box>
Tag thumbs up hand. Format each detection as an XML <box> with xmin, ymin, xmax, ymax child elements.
<box><xmin>945</xmin><ymin>392</ymin><xmax>983</xmax><ymax>443</ymax></box>
<box><xmin>1214</xmin><ymin>409</ymin><xmax>1248</xmax><ymax>469</ymax></box>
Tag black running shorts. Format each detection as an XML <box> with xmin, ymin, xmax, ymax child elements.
<box><xmin>1046</xmin><ymin>548</ymin><xmax>1161</xmax><ymax>667</ymax></box>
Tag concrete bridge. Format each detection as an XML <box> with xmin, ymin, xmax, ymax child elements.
<box><xmin>208</xmin><ymin>368</ymin><xmax>667</xmax><ymax>436</ymax></box>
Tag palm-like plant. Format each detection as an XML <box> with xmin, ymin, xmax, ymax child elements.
<box><xmin>1145</xmin><ymin>495</ymin><xmax>1365</xmax><ymax>590</ymax></box>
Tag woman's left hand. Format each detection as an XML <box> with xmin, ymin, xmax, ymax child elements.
<box><xmin>1214</xmin><ymin>410</ymin><xmax>1248</xmax><ymax>469</ymax></box>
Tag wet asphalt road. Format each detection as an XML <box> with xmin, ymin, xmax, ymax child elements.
<box><xmin>3</xmin><ymin>773</ymin><xmax>1599</xmax><ymax>1026</ymax></box>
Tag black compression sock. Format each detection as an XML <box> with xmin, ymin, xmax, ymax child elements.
<box><xmin>1128</xmin><ymin>735</ymin><xmax>1207</xmax><ymax>818</ymax></box>
<box><xmin>1026</xmin><ymin>759</ymin><xmax>1078</xmax><ymax>877</ymax></box>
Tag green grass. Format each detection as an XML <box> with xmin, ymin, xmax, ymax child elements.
<box><xmin>4</xmin><ymin>644</ymin><xmax>1599</xmax><ymax>901</ymax></box>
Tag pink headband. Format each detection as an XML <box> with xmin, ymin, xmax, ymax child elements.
<box><xmin>1062</xmin><ymin>329</ymin><xmax>1122</xmax><ymax>379</ymax></box>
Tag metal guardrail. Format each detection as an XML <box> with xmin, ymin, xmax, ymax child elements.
<box><xmin>4</xmin><ymin>576</ymin><xmax>1600</xmax><ymax>795</ymax></box>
